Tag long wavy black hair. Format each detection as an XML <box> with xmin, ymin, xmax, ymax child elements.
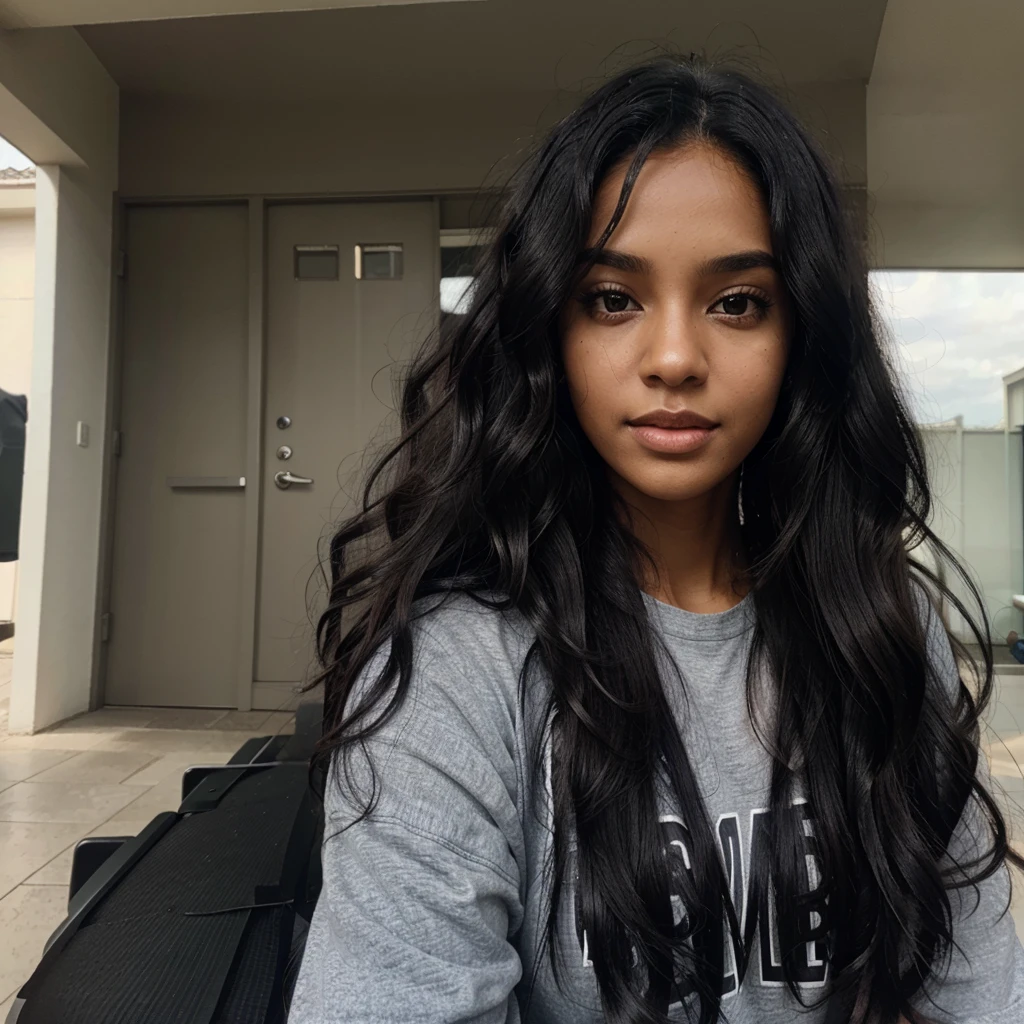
<box><xmin>309</xmin><ymin>55</ymin><xmax>1020</xmax><ymax>1024</ymax></box>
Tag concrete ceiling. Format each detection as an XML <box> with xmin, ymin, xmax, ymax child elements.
<box><xmin>0</xmin><ymin>0</ymin><xmax>475</xmax><ymax>30</ymax></box>
<box><xmin>868</xmin><ymin>0</ymin><xmax>1024</xmax><ymax>207</ymax></box>
<box><xmin>75</xmin><ymin>0</ymin><xmax>887</xmax><ymax>102</ymax></box>
<box><xmin>865</xmin><ymin>0</ymin><xmax>1023</xmax><ymax>266</ymax></box>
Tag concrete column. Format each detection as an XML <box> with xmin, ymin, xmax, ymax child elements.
<box><xmin>0</xmin><ymin>27</ymin><xmax>118</xmax><ymax>732</ymax></box>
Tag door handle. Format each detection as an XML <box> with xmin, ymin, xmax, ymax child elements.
<box><xmin>167</xmin><ymin>476</ymin><xmax>246</xmax><ymax>489</ymax></box>
<box><xmin>274</xmin><ymin>470</ymin><xmax>314</xmax><ymax>490</ymax></box>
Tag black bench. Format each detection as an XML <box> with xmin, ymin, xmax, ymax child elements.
<box><xmin>6</xmin><ymin>703</ymin><xmax>325</xmax><ymax>1024</ymax></box>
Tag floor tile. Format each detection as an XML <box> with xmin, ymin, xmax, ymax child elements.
<box><xmin>102</xmin><ymin>728</ymin><xmax>255</xmax><ymax>754</ymax></box>
<box><xmin>120</xmin><ymin>749</ymin><xmax>237</xmax><ymax>786</ymax></box>
<box><xmin>104</xmin><ymin>776</ymin><xmax>184</xmax><ymax>823</ymax></box>
<box><xmin>0</xmin><ymin>780</ymin><xmax>145</xmax><ymax>825</ymax></box>
<box><xmin>0</xmin><ymin>885</ymin><xmax>70</xmax><ymax>1006</ymax></box>
<box><xmin>991</xmin><ymin>733</ymin><xmax>1024</xmax><ymax>758</ymax></box>
<box><xmin>28</xmin><ymin>749</ymin><xmax>161</xmax><ymax>786</ymax></box>
<box><xmin>263</xmin><ymin>711</ymin><xmax>297</xmax><ymax>733</ymax></box>
<box><xmin>0</xmin><ymin>749</ymin><xmax>82</xmax><ymax>783</ymax></box>
<box><xmin>135</xmin><ymin>706</ymin><xmax>228</xmax><ymax>728</ymax></box>
<box><xmin>1011</xmin><ymin>865</ymin><xmax>1024</xmax><ymax>940</ymax></box>
<box><xmin>86</xmin><ymin>819</ymin><xmax>155</xmax><ymax>840</ymax></box>
<box><xmin>0</xmin><ymin>730</ymin><xmax>107</xmax><ymax>751</ymax></box>
<box><xmin>141</xmin><ymin>708</ymin><xmax>229</xmax><ymax>730</ymax></box>
<box><xmin>208</xmin><ymin>710</ymin><xmax>272</xmax><ymax>730</ymax></box>
<box><xmin>23</xmin><ymin>842</ymin><xmax>75</xmax><ymax>887</ymax></box>
<box><xmin>0</xmin><ymin>821</ymin><xmax>89</xmax><ymax>899</ymax></box>
<box><xmin>52</xmin><ymin>707</ymin><xmax>164</xmax><ymax>732</ymax></box>
<box><xmin>256</xmin><ymin>690</ymin><xmax>302</xmax><ymax>712</ymax></box>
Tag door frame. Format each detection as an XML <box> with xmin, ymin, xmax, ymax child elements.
<box><xmin>89</xmin><ymin>193</ymin><xmax>126</xmax><ymax>712</ymax></box>
<box><xmin>97</xmin><ymin>192</ymin><xmax>448</xmax><ymax>712</ymax></box>
<box><xmin>236</xmin><ymin>197</ymin><xmax>266</xmax><ymax>712</ymax></box>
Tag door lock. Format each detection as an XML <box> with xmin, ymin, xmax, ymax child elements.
<box><xmin>276</xmin><ymin>445</ymin><xmax>293</xmax><ymax>460</ymax></box>
<box><xmin>274</xmin><ymin>470</ymin><xmax>314</xmax><ymax>490</ymax></box>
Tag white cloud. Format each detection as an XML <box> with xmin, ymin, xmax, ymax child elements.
<box><xmin>0</xmin><ymin>136</ymin><xmax>32</xmax><ymax>170</ymax></box>
<box><xmin>871</xmin><ymin>270</ymin><xmax>1024</xmax><ymax>426</ymax></box>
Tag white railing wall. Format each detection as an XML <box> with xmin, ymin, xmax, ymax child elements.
<box><xmin>919</xmin><ymin>424</ymin><xmax>1024</xmax><ymax>642</ymax></box>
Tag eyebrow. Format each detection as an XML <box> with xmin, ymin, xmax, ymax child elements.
<box><xmin>579</xmin><ymin>247</ymin><xmax>781</xmax><ymax>277</ymax></box>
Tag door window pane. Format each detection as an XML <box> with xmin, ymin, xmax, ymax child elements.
<box><xmin>294</xmin><ymin>245</ymin><xmax>339</xmax><ymax>281</ymax></box>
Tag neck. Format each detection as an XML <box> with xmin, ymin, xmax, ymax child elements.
<box><xmin>614</xmin><ymin>470</ymin><xmax>747</xmax><ymax>613</ymax></box>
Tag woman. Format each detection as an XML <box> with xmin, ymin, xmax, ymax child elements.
<box><xmin>289</xmin><ymin>56</ymin><xmax>1024</xmax><ymax>1023</ymax></box>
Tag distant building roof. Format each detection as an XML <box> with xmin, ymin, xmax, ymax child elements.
<box><xmin>0</xmin><ymin>167</ymin><xmax>35</xmax><ymax>184</ymax></box>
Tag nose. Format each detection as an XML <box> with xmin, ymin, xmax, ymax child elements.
<box><xmin>637</xmin><ymin>307</ymin><xmax>709</xmax><ymax>389</ymax></box>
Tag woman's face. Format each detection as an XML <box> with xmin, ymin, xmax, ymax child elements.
<box><xmin>561</xmin><ymin>143</ymin><xmax>791</xmax><ymax>509</ymax></box>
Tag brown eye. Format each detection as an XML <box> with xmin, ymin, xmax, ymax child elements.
<box><xmin>711</xmin><ymin>292</ymin><xmax>772</xmax><ymax>323</ymax></box>
<box><xmin>601</xmin><ymin>292</ymin><xmax>632</xmax><ymax>313</ymax></box>
<box><xmin>721</xmin><ymin>294</ymin><xmax>753</xmax><ymax>315</ymax></box>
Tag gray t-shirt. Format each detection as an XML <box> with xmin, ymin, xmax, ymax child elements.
<box><xmin>289</xmin><ymin>590</ymin><xmax>1024</xmax><ymax>1023</ymax></box>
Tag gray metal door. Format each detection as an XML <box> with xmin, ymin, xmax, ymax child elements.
<box><xmin>106</xmin><ymin>204</ymin><xmax>250</xmax><ymax>707</ymax></box>
<box><xmin>256</xmin><ymin>200</ymin><xmax>438</xmax><ymax>688</ymax></box>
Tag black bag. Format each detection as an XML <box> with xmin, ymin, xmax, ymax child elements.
<box><xmin>0</xmin><ymin>388</ymin><xmax>27</xmax><ymax>563</ymax></box>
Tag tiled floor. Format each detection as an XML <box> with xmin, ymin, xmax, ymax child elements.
<box><xmin>0</xmin><ymin>655</ymin><xmax>1023</xmax><ymax>1017</ymax></box>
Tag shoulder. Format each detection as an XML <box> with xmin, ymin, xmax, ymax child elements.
<box><xmin>407</xmin><ymin>590</ymin><xmax>538</xmax><ymax>714</ymax></box>
<box><xmin>353</xmin><ymin>590</ymin><xmax>536</xmax><ymax>712</ymax></box>
<box><xmin>338</xmin><ymin>591</ymin><xmax>540</xmax><ymax>825</ymax></box>
<box><xmin>364</xmin><ymin>591</ymin><xmax>542</xmax><ymax>766</ymax></box>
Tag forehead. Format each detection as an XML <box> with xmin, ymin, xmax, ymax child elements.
<box><xmin>588</xmin><ymin>143</ymin><xmax>771</xmax><ymax>253</ymax></box>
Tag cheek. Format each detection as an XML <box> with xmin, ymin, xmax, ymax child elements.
<box><xmin>726</xmin><ymin>343</ymin><xmax>788</xmax><ymax>435</ymax></box>
<box><xmin>562</xmin><ymin>337</ymin><xmax>621</xmax><ymax>433</ymax></box>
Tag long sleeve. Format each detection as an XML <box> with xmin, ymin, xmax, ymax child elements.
<box><xmin>288</xmin><ymin>621</ymin><xmax>527</xmax><ymax>1024</ymax></box>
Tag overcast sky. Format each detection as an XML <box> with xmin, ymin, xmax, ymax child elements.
<box><xmin>0</xmin><ymin>137</ymin><xmax>31</xmax><ymax>170</ymax></box>
<box><xmin>872</xmin><ymin>271</ymin><xmax>1023</xmax><ymax>428</ymax></box>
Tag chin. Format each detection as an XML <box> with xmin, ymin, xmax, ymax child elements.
<box><xmin>616</xmin><ymin>467</ymin><xmax>730</xmax><ymax>505</ymax></box>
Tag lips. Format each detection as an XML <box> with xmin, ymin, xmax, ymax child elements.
<box><xmin>626</xmin><ymin>409</ymin><xmax>719</xmax><ymax>430</ymax></box>
<box><xmin>625</xmin><ymin>409</ymin><xmax>719</xmax><ymax>454</ymax></box>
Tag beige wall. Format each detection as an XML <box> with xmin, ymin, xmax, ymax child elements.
<box><xmin>868</xmin><ymin>202</ymin><xmax>1024</xmax><ymax>270</ymax></box>
<box><xmin>0</xmin><ymin>204</ymin><xmax>33</xmax><ymax>394</ymax></box>
<box><xmin>0</xmin><ymin>199</ymin><xmax>33</xmax><ymax>624</ymax></box>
